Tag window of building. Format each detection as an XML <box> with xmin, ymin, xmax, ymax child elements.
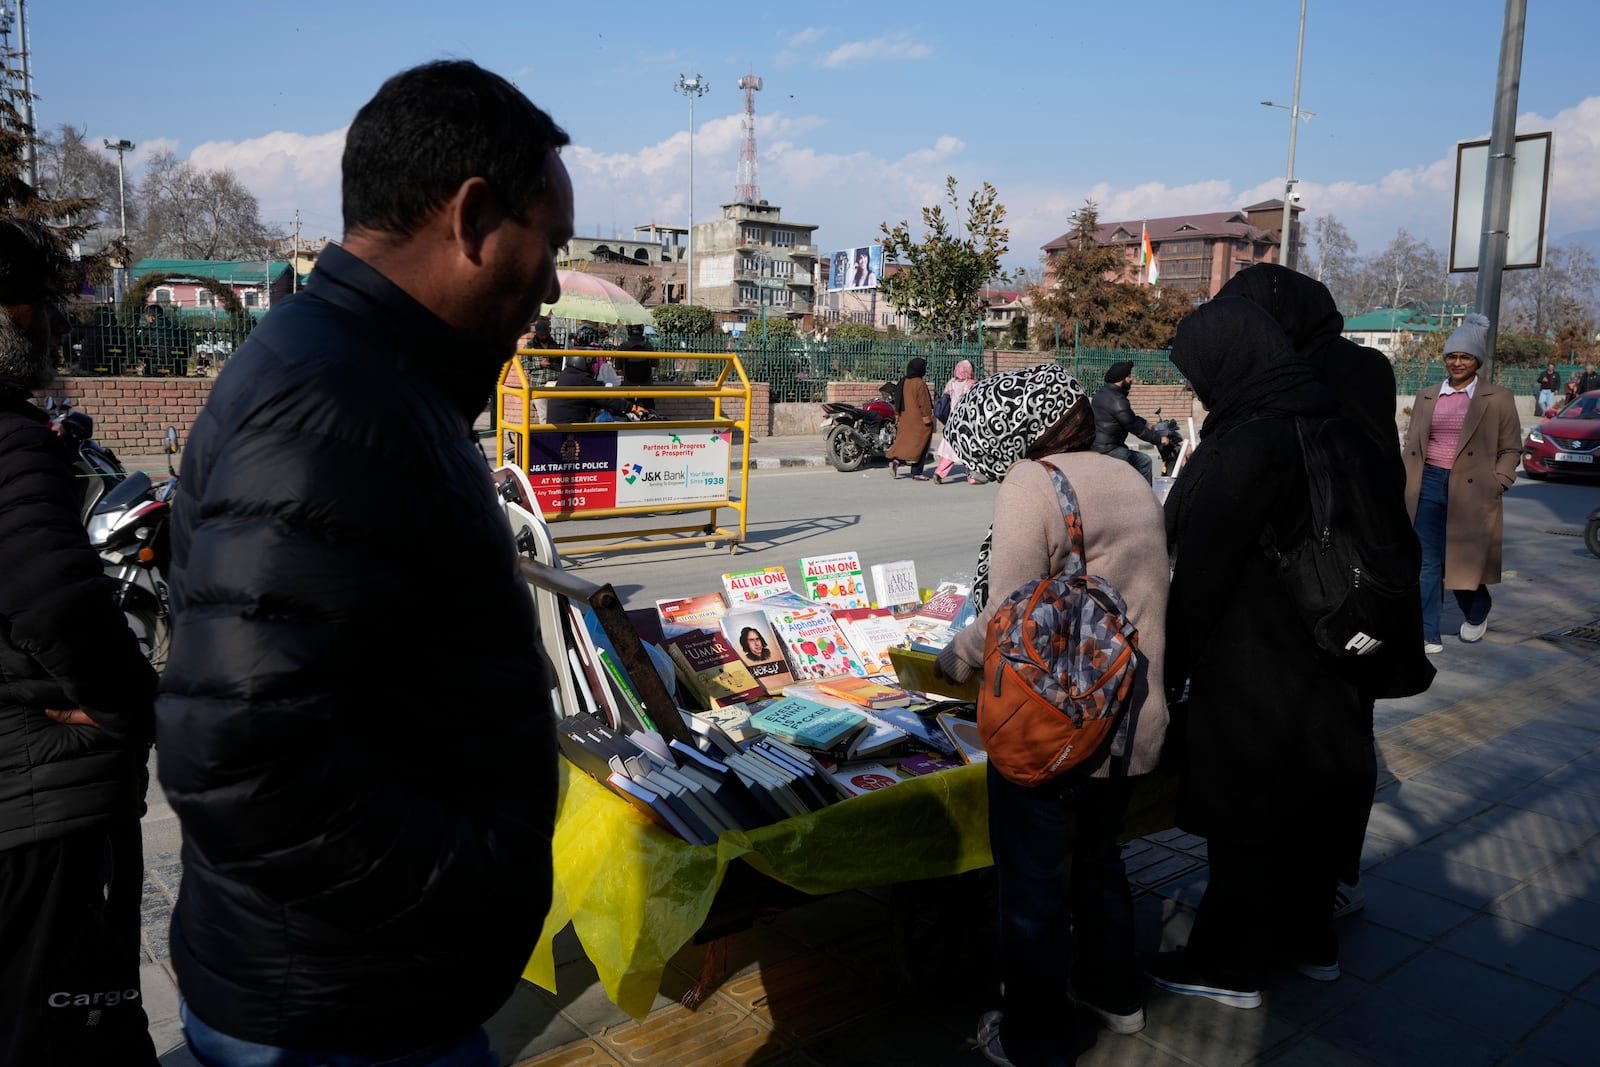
<box><xmin>243</xmin><ymin>291</ymin><xmax>260</xmax><ymax>308</ymax></box>
<box><xmin>743</xmin><ymin>226</ymin><xmax>763</xmax><ymax>244</ymax></box>
<box><xmin>739</xmin><ymin>285</ymin><xmax>760</xmax><ymax>302</ymax></box>
<box><xmin>196</xmin><ymin>290</ymin><xmax>215</xmax><ymax>307</ymax></box>
<box><xmin>772</xmin><ymin>260</ymin><xmax>794</xmax><ymax>278</ymax></box>
<box><xmin>771</xmin><ymin>230</ymin><xmax>796</xmax><ymax>247</ymax></box>
<box><xmin>741</xmin><ymin>256</ymin><xmax>761</xmax><ymax>273</ymax></box>
<box><xmin>154</xmin><ymin>288</ymin><xmax>173</xmax><ymax>304</ymax></box>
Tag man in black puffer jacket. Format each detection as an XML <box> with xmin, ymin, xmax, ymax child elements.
<box><xmin>0</xmin><ymin>218</ymin><xmax>159</xmax><ymax>1064</ymax></box>
<box><xmin>1092</xmin><ymin>360</ymin><xmax>1169</xmax><ymax>484</ymax></box>
<box><xmin>156</xmin><ymin>61</ymin><xmax>574</xmax><ymax>1064</ymax></box>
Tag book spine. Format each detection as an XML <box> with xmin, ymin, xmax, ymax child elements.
<box><xmin>598</xmin><ymin>647</ymin><xmax>654</xmax><ymax>733</ymax></box>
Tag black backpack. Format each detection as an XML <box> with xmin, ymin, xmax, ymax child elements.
<box><xmin>1264</xmin><ymin>416</ymin><xmax>1421</xmax><ymax>659</ymax></box>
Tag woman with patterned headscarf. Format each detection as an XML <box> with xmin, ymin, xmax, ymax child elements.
<box><xmin>936</xmin><ymin>364</ymin><xmax>1170</xmax><ymax>1065</ymax></box>
<box><xmin>884</xmin><ymin>357</ymin><xmax>934</xmax><ymax>479</ymax></box>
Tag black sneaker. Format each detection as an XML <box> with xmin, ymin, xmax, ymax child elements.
<box><xmin>1144</xmin><ymin>949</ymin><xmax>1262</xmax><ymax>1009</ymax></box>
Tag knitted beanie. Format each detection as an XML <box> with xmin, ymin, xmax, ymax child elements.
<box><xmin>1444</xmin><ymin>313</ymin><xmax>1491</xmax><ymax>363</ymax></box>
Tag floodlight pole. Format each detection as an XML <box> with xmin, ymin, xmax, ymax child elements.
<box><xmin>674</xmin><ymin>73</ymin><xmax>709</xmax><ymax>307</ymax></box>
<box><xmin>1264</xmin><ymin>0</ymin><xmax>1308</xmax><ymax>271</ymax></box>
<box><xmin>104</xmin><ymin>138</ymin><xmax>135</xmax><ymax>302</ymax></box>
<box><xmin>1474</xmin><ymin>0</ymin><xmax>1526</xmax><ymax>381</ymax></box>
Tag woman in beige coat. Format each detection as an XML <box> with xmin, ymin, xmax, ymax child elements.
<box><xmin>1402</xmin><ymin>314</ymin><xmax>1523</xmax><ymax>653</ymax></box>
<box><xmin>936</xmin><ymin>364</ymin><xmax>1168</xmax><ymax>1063</ymax></box>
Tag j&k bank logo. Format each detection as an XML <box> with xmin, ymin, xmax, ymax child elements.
<box><xmin>622</xmin><ymin>463</ymin><xmax>684</xmax><ymax>486</ymax></box>
<box><xmin>622</xmin><ymin>462</ymin><xmax>643</xmax><ymax>485</ymax></box>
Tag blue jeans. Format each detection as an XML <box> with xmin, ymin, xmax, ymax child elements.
<box><xmin>1102</xmin><ymin>445</ymin><xmax>1153</xmax><ymax>484</ymax></box>
<box><xmin>181</xmin><ymin>1004</ymin><xmax>496</xmax><ymax>1067</ymax></box>
<box><xmin>1538</xmin><ymin>388</ymin><xmax>1554</xmax><ymax>414</ymax></box>
<box><xmin>987</xmin><ymin>765</ymin><xmax>1138</xmax><ymax>1067</ymax></box>
<box><xmin>1414</xmin><ymin>464</ymin><xmax>1491</xmax><ymax>643</ymax></box>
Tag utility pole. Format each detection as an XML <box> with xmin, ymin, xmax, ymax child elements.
<box><xmin>292</xmin><ymin>209</ymin><xmax>301</xmax><ymax>292</ymax></box>
<box><xmin>16</xmin><ymin>0</ymin><xmax>36</xmax><ymax>188</ymax></box>
<box><xmin>103</xmin><ymin>138</ymin><xmax>135</xmax><ymax>302</ymax></box>
<box><xmin>1474</xmin><ymin>0</ymin><xmax>1527</xmax><ymax>382</ymax></box>
<box><xmin>674</xmin><ymin>73</ymin><xmax>709</xmax><ymax>306</ymax></box>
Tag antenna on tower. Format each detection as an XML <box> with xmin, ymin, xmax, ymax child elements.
<box><xmin>735</xmin><ymin>70</ymin><xmax>762</xmax><ymax>204</ymax></box>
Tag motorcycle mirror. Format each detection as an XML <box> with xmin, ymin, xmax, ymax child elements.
<box><xmin>1153</xmin><ymin>407</ymin><xmax>1162</xmax><ymax>416</ymax></box>
<box><xmin>164</xmin><ymin>426</ymin><xmax>179</xmax><ymax>454</ymax></box>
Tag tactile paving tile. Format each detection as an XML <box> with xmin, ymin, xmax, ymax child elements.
<box><xmin>592</xmin><ymin>995</ymin><xmax>786</xmax><ymax>1065</ymax></box>
<box><xmin>512</xmin><ymin>1040</ymin><xmax>624</xmax><ymax>1067</ymax></box>
<box><xmin>718</xmin><ymin>951</ymin><xmax>876</xmax><ymax>1041</ymax></box>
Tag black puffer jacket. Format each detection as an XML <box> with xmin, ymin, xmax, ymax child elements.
<box><xmin>0</xmin><ymin>385</ymin><xmax>156</xmax><ymax>851</ymax></box>
<box><xmin>1091</xmin><ymin>382</ymin><xmax>1163</xmax><ymax>454</ymax></box>
<box><xmin>155</xmin><ymin>245</ymin><xmax>557</xmax><ymax>1054</ymax></box>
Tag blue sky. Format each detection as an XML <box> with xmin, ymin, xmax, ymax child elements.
<box><xmin>28</xmin><ymin>0</ymin><xmax>1600</xmax><ymax>274</ymax></box>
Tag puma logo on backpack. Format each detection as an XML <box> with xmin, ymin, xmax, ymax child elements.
<box><xmin>978</xmin><ymin>461</ymin><xmax>1140</xmax><ymax>786</ymax></box>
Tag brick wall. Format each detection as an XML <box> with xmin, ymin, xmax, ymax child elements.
<box><xmin>47</xmin><ymin>376</ymin><xmax>213</xmax><ymax>454</ymax></box>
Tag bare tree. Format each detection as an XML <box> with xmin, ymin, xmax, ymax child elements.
<box><xmin>135</xmin><ymin>149</ymin><xmax>279</xmax><ymax>260</ymax></box>
<box><xmin>36</xmin><ymin>123</ymin><xmax>122</xmax><ymax>233</ymax></box>
<box><xmin>1304</xmin><ymin>214</ymin><xmax>1360</xmax><ymax>311</ymax></box>
<box><xmin>1348</xmin><ymin>229</ymin><xmax>1441</xmax><ymax>317</ymax></box>
<box><xmin>1499</xmin><ymin>243</ymin><xmax>1600</xmax><ymax>337</ymax></box>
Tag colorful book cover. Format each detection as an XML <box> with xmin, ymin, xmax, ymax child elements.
<box><xmin>664</xmin><ymin>629</ymin><xmax>768</xmax><ymax>708</ymax></box>
<box><xmin>870</xmin><ymin>559</ymin><xmax>921</xmax><ymax>617</ymax></box>
<box><xmin>868</xmin><ymin>703</ymin><xmax>958</xmax><ymax>756</ymax></box>
<box><xmin>902</xmin><ymin>580</ymin><xmax>972</xmax><ymax>651</ymax></box>
<box><xmin>897</xmin><ymin>751</ymin><xmax>964</xmax><ymax>777</ymax></box>
<box><xmin>721</xmin><ymin>565</ymin><xmax>794</xmax><ymax>605</ymax></box>
<box><xmin>833</xmin><ymin>607</ymin><xmax>907</xmax><ymax>678</ymax></box>
<box><xmin>799</xmin><ymin>552</ymin><xmax>870</xmax><ymax>609</ymax></box>
<box><xmin>826</xmin><ymin>761</ymin><xmax>905</xmax><ymax>797</ymax></box>
<box><xmin>720</xmin><ymin>610</ymin><xmax>796</xmax><ymax>694</ymax></box>
<box><xmin>761</xmin><ymin>603</ymin><xmax>866</xmax><ymax>681</ymax></box>
<box><xmin>748</xmin><ymin>696</ymin><xmax>867</xmax><ymax>751</ymax></box>
<box><xmin>938</xmin><ymin>711</ymin><xmax>988</xmax><ymax>765</ymax></box>
<box><xmin>815</xmin><ymin>675</ymin><xmax>911</xmax><ymax>709</ymax></box>
<box><xmin>656</xmin><ymin>594</ymin><xmax>728</xmax><ymax>636</ymax></box>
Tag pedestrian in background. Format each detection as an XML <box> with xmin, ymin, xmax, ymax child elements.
<box><xmin>1156</xmin><ymin>297</ymin><xmax>1380</xmax><ymax>1009</ymax></box>
<box><xmin>1536</xmin><ymin>362</ymin><xmax>1559</xmax><ymax>418</ymax></box>
<box><xmin>521</xmin><ymin>318</ymin><xmax>560</xmax><ymax>423</ymax></box>
<box><xmin>156</xmin><ymin>60</ymin><xmax>574</xmax><ymax>1065</ymax></box>
<box><xmin>615</xmin><ymin>321</ymin><xmax>657</xmax><ymax>410</ymax></box>
<box><xmin>937</xmin><ymin>363</ymin><xmax>1170</xmax><ymax>1065</ymax></box>
<box><xmin>932</xmin><ymin>358</ymin><xmax>979</xmax><ymax>483</ymax></box>
<box><xmin>1402</xmin><ymin>313</ymin><xmax>1522</xmax><ymax>654</ymax></box>
<box><xmin>886</xmin><ymin>356</ymin><xmax>933</xmax><ymax>480</ymax></box>
<box><xmin>1578</xmin><ymin>363</ymin><xmax>1600</xmax><ymax>395</ymax></box>
<box><xmin>1090</xmin><ymin>360</ymin><xmax>1168</xmax><ymax>484</ymax></box>
<box><xmin>0</xmin><ymin>217</ymin><xmax>160</xmax><ymax>1065</ymax></box>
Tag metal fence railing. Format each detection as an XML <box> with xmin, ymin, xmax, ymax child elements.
<box><xmin>65</xmin><ymin>312</ymin><xmax>256</xmax><ymax>377</ymax></box>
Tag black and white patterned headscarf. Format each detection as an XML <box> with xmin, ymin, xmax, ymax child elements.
<box><xmin>940</xmin><ymin>363</ymin><xmax>1089</xmax><ymax>608</ymax></box>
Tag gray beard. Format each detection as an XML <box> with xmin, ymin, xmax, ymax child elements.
<box><xmin>0</xmin><ymin>311</ymin><xmax>55</xmax><ymax>391</ymax></box>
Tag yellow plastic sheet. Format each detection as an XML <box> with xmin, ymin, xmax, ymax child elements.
<box><xmin>522</xmin><ymin>758</ymin><xmax>1177</xmax><ymax>1019</ymax></box>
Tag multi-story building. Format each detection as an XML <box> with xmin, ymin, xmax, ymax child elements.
<box><xmin>691</xmin><ymin>201</ymin><xmax>819</xmax><ymax>330</ymax></box>
<box><xmin>558</xmin><ymin>224</ymin><xmax>689</xmax><ymax>307</ymax></box>
<box><xmin>1042</xmin><ymin>199</ymin><xmax>1300</xmax><ymax>297</ymax></box>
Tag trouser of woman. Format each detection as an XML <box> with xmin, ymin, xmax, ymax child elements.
<box><xmin>987</xmin><ymin>766</ymin><xmax>1138</xmax><ymax>1067</ymax></box>
<box><xmin>1184</xmin><ymin>837</ymin><xmax>1339</xmax><ymax>990</ymax></box>
<box><xmin>1414</xmin><ymin>464</ymin><xmax>1491</xmax><ymax>644</ymax></box>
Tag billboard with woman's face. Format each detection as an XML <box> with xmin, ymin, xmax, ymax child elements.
<box><xmin>827</xmin><ymin>244</ymin><xmax>882</xmax><ymax>292</ymax></box>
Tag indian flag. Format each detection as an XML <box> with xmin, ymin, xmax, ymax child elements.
<box><xmin>1142</xmin><ymin>225</ymin><xmax>1159</xmax><ymax>286</ymax></box>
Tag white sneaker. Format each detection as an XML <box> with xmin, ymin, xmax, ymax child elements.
<box><xmin>1424</xmin><ymin>641</ymin><xmax>1444</xmax><ymax>655</ymax></box>
<box><xmin>1460</xmin><ymin>617</ymin><xmax>1488</xmax><ymax>643</ymax></box>
<box><xmin>1333</xmin><ymin>881</ymin><xmax>1366</xmax><ymax>920</ymax></box>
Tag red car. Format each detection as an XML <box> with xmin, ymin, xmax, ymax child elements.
<box><xmin>1522</xmin><ymin>390</ymin><xmax>1600</xmax><ymax>479</ymax></box>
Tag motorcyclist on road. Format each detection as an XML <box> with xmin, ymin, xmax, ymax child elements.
<box><xmin>1091</xmin><ymin>360</ymin><xmax>1168</xmax><ymax>484</ymax></box>
<box><xmin>547</xmin><ymin>356</ymin><xmax>649</xmax><ymax>423</ymax></box>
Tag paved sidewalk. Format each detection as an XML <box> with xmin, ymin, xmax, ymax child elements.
<box><xmin>141</xmin><ymin>447</ymin><xmax>1600</xmax><ymax>1066</ymax></box>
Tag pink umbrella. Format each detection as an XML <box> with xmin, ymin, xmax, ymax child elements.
<box><xmin>542</xmin><ymin>270</ymin><xmax>653</xmax><ymax>326</ymax></box>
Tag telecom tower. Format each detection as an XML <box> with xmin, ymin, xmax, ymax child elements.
<box><xmin>734</xmin><ymin>71</ymin><xmax>761</xmax><ymax>204</ymax></box>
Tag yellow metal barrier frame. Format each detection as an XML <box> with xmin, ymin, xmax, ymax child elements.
<box><xmin>495</xmin><ymin>348</ymin><xmax>753</xmax><ymax>556</ymax></box>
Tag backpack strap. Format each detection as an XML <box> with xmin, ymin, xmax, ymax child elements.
<box><xmin>1033</xmin><ymin>460</ymin><xmax>1087</xmax><ymax>582</ymax></box>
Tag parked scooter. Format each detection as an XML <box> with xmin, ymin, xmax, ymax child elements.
<box><xmin>821</xmin><ymin>383</ymin><xmax>899</xmax><ymax>472</ymax></box>
<box><xmin>1150</xmin><ymin>407</ymin><xmax>1187</xmax><ymax>477</ymax></box>
<box><xmin>86</xmin><ymin>427</ymin><xmax>179</xmax><ymax>667</ymax></box>
<box><xmin>43</xmin><ymin>396</ymin><xmax>127</xmax><ymax>522</ymax></box>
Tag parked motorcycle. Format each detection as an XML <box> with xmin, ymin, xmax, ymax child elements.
<box><xmin>44</xmin><ymin>396</ymin><xmax>127</xmax><ymax>522</ymax></box>
<box><xmin>821</xmin><ymin>383</ymin><xmax>898</xmax><ymax>472</ymax></box>
<box><xmin>87</xmin><ymin>426</ymin><xmax>179</xmax><ymax>667</ymax></box>
<box><xmin>1150</xmin><ymin>407</ymin><xmax>1186</xmax><ymax>477</ymax></box>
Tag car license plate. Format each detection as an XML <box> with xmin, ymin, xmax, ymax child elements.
<box><xmin>1555</xmin><ymin>452</ymin><xmax>1594</xmax><ymax>463</ymax></box>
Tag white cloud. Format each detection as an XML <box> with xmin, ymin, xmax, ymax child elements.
<box><xmin>788</xmin><ymin>27</ymin><xmax>827</xmax><ymax>46</ymax></box>
<box><xmin>185</xmin><ymin>128</ymin><xmax>348</xmax><ymax>233</ymax></box>
<box><xmin>817</xmin><ymin>33</ymin><xmax>933</xmax><ymax>69</ymax></box>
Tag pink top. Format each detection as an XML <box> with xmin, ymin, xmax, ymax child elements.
<box><xmin>1425</xmin><ymin>389</ymin><xmax>1472</xmax><ymax>468</ymax></box>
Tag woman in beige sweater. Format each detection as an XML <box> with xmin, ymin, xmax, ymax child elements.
<box><xmin>936</xmin><ymin>364</ymin><xmax>1169</xmax><ymax>1066</ymax></box>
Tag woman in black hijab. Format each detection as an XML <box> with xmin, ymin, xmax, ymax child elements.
<box><xmin>884</xmin><ymin>356</ymin><xmax>934</xmax><ymax>479</ymax></box>
<box><xmin>1151</xmin><ymin>297</ymin><xmax>1375</xmax><ymax>1009</ymax></box>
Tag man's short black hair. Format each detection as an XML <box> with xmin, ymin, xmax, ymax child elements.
<box><xmin>342</xmin><ymin>60</ymin><xmax>571</xmax><ymax>238</ymax></box>
<box><xmin>0</xmin><ymin>217</ymin><xmax>67</xmax><ymax>306</ymax></box>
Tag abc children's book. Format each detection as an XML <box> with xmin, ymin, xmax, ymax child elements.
<box><xmin>799</xmin><ymin>552</ymin><xmax>869</xmax><ymax>610</ymax></box>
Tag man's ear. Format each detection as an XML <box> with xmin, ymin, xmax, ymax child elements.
<box><xmin>448</xmin><ymin>176</ymin><xmax>498</xmax><ymax>266</ymax></box>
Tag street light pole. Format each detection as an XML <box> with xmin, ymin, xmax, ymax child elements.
<box><xmin>674</xmin><ymin>73</ymin><xmax>709</xmax><ymax>307</ymax></box>
<box><xmin>1263</xmin><ymin>0</ymin><xmax>1309</xmax><ymax>270</ymax></box>
<box><xmin>103</xmin><ymin>138</ymin><xmax>135</xmax><ymax>302</ymax></box>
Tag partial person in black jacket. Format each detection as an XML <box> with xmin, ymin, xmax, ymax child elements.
<box><xmin>1091</xmin><ymin>360</ymin><xmax>1168</xmax><ymax>483</ymax></box>
<box><xmin>0</xmin><ymin>218</ymin><xmax>159</xmax><ymax>1065</ymax></box>
<box><xmin>547</xmin><ymin>355</ymin><xmax>645</xmax><ymax>423</ymax></box>
<box><xmin>156</xmin><ymin>61</ymin><xmax>575</xmax><ymax>1064</ymax></box>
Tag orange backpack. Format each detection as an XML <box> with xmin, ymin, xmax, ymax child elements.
<box><xmin>978</xmin><ymin>461</ymin><xmax>1140</xmax><ymax>786</ymax></box>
